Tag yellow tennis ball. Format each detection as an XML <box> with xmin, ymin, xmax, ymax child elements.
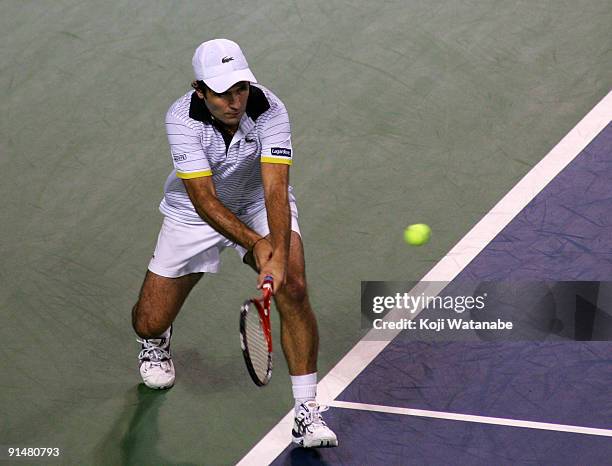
<box><xmin>404</xmin><ymin>224</ymin><xmax>431</xmax><ymax>246</ymax></box>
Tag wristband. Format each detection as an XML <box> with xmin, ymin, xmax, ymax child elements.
<box><xmin>250</xmin><ymin>237</ymin><xmax>266</xmax><ymax>252</ymax></box>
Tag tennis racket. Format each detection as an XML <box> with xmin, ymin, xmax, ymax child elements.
<box><xmin>240</xmin><ymin>275</ymin><xmax>274</xmax><ymax>386</ymax></box>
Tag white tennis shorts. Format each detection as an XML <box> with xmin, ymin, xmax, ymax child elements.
<box><xmin>148</xmin><ymin>201</ymin><xmax>300</xmax><ymax>278</ymax></box>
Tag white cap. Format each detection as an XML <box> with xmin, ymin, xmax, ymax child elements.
<box><xmin>192</xmin><ymin>39</ymin><xmax>257</xmax><ymax>93</ymax></box>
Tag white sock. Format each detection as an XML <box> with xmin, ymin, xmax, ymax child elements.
<box><xmin>291</xmin><ymin>372</ymin><xmax>317</xmax><ymax>413</ymax></box>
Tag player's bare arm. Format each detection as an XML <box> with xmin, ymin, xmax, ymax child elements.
<box><xmin>182</xmin><ymin>176</ymin><xmax>273</xmax><ymax>266</ymax></box>
<box><xmin>260</xmin><ymin>162</ymin><xmax>291</xmax><ymax>290</ymax></box>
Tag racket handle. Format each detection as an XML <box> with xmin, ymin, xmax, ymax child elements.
<box><xmin>262</xmin><ymin>275</ymin><xmax>273</xmax><ymax>295</ymax></box>
<box><xmin>262</xmin><ymin>275</ymin><xmax>273</xmax><ymax>287</ymax></box>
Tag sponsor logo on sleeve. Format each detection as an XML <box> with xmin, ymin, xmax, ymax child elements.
<box><xmin>173</xmin><ymin>153</ymin><xmax>187</xmax><ymax>162</ymax></box>
<box><xmin>271</xmin><ymin>147</ymin><xmax>292</xmax><ymax>157</ymax></box>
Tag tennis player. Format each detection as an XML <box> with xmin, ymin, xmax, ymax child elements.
<box><xmin>131</xmin><ymin>38</ymin><xmax>337</xmax><ymax>448</ymax></box>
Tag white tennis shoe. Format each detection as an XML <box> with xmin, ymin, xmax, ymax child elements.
<box><xmin>137</xmin><ymin>327</ymin><xmax>175</xmax><ymax>389</ymax></box>
<box><xmin>292</xmin><ymin>401</ymin><xmax>338</xmax><ymax>448</ymax></box>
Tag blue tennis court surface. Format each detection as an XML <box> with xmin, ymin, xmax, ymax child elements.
<box><xmin>280</xmin><ymin>407</ymin><xmax>612</xmax><ymax>465</ymax></box>
<box><xmin>461</xmin><ymin>121</ymin><xmax>612</xmax><ymax>282</ymax></box>
<box><xmin>269</xmin><ymin>123</ymin><xmax>612</xmax><ymax>464</ymax></box>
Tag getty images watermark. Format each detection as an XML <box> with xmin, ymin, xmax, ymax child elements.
<box><xmin>369</xmin><ymin>290</ymin><xmax>511</xmax><ymax>332</ymax></box>
<box><xmin>361</xmin><ymin>281</ymin><xmax>612</xmax><ymax>341</ymax></box>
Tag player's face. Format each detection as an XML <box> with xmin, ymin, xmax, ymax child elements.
<box><xmin>203</xmin><ymin>81</ymin><xmax>250</xmax><ymax>129</ymax></box>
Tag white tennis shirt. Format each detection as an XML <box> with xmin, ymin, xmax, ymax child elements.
<box><xmin>159</xmin><ymin>84</ymin><xmax>295</xmax><ymax>224</ymax></box>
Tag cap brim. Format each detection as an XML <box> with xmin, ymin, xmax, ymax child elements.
<box><xmin>204</xmin><ymin>69</ymin><xmax>257</xmax><ymax>93</ymax></box>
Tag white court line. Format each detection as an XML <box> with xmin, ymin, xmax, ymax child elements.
<box><xmin>329</xmin><ymin>400</ymin><xmax>612</xmax><ymax>438</ymax></box>
<box><xmin>237</xmin><ymin>91</ymin><xmax>612</xmax><ymax>465</ymax></box>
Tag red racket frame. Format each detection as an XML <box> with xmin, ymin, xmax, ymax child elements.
<box><xmin>240</xmin><ymin>276</ymin><xmax>273</xmax><ymax>386</ymax></box>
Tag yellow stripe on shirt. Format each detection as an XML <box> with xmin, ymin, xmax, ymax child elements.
<box><xmin>176</xmin><ymin>170</ymin><xmax>213</xmax><ymax>179</ymax></box>
<box><xmin>261</xmin><ymin>157</ymin><xmax>292</xmax><ymax>165</ymax></box>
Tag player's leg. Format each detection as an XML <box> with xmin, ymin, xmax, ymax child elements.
<box><xmin>272</xmin><ymin>231</ymin><xmax>319</xmax><ymax>376</ymax></box>
<box><xmin>132</xmin><ymin>216</ymin><xmax>224</xmax><ymax>389</ymax></box>
<box><xmin>242</xmin><ymin>231</ymin><xmax>319</xmax><ymax>374</ymax></box>
<box><xmin>131</xmin><ymin>270</ymin><xmax>203</xmax><ymax>389</ymax></box>
<box><xmin>132</xmin><ymin>270</ymin><xmax>203</xmax><ymax>339</ymax></box>
<box><xmin>272</xmin><ymin>232</ymin><xmax>337</xmax><ymax>447</ymax></box>
<box><xmin>240</xmin><ymin>204</ymin><xmax>337</xmax><ymax>446</ymax></box>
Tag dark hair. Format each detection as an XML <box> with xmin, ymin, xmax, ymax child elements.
<box><xmin>192</xmin><ymin>80</ymin><xmax>251</xmax><ymax>94</ymax></box>
<box><xmin>191</xmin><ymin>80</ymin><xmax>210</xmax><ymax>95</ymax></box>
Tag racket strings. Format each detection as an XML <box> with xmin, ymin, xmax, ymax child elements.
<box><xmin>244</xmin><ymin>307</ymin><xmax>271</xmax><ymax>381</ymax></box>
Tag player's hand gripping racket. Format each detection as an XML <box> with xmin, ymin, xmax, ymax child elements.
<box><xmin>240</xmin><ymin>275</ymin><xmax>273</xmax><ymax>386</ymax></box>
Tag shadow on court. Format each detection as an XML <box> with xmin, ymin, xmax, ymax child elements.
<box><xmin>95</xmin><ymin>384</ymin><xmax>197</xmax><ymax>466</ymax></box>
<box><xmin>288</xmin><ymin>447</ymin><xmax>333</xmax><ymax>466</ymax></box>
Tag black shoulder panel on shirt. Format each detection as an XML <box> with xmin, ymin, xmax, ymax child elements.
<box><xmin>246</xmin><ymin>86</ymin><xmax>271</xmax><ymax>121</ymax></box>
<box><xmin>188</xmin><ymin>86</ymin><xmax>270</xmax><ymax>123</ymax></box>
<box><xmin>189</xmin><ymin>92</ymin><xmax>213</xmax><ymax>123</ymax></box>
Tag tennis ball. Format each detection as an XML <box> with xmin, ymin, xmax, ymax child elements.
<box><xmin>404</xmin><ymin>224</ymin><xmax>431</xmax><ymax>246</ymax></box>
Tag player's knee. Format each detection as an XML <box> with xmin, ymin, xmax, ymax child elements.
<box><xmin>282</xmin><ymin>276</ymin><xmax>308</xmax><ymax>305</ymax></box>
